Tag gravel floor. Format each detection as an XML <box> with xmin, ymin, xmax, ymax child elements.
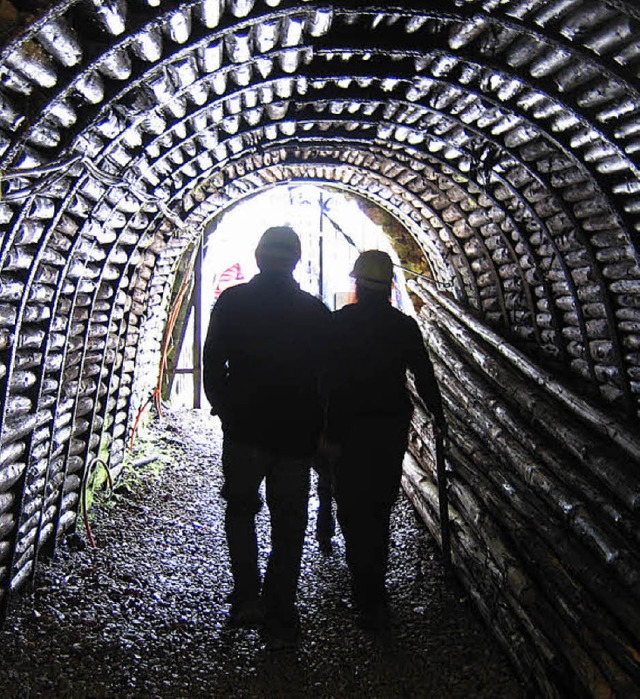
<box><xmin>0</xmin><ymin>408</ymin><xmax>525</xmax><ymax>698</ymax></box>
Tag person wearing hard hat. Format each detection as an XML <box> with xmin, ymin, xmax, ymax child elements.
<box><xmin>203</xmin><ymin>225</ymin><xmax>330</xmax><ymax>651</ymax></box>
<box><xmin>324</xmin><ymin>249</ymin><xmax>446</xmax><ymax>640</ymax></box>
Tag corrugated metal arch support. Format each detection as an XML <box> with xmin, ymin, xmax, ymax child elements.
<box><xmin>146</xmin><ymin>127</ymin><xmax>621</xmax><ymax>377</ymax></box>
<box><xmin>93</xmin><ymin>52</ymin><xmax>639</xmax><ymax>410</ymax></box>
<box><xmin>0</xmin><ymin>1</ymin><xmax>639</xmax><ymax>696</ymax></box>
<box><xmin>0</xmin><ymin>1</ymin><xmax>637</xmax><ymax>415</ymax></box>
<box><xmin>185</xmin><ymin>149</ymin><xmax>462</xmax><ymax>287</ymax></box>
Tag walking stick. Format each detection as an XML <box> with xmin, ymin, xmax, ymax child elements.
<box><xmin>435</xmin><ymin>431</ymin><xmax>451</xmax><ymax>568</ymax></box>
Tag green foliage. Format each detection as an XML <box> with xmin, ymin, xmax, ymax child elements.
<box><xmin>118</xmin><ymin>457</ymin><xmax>164</xmax><ymax>495</ymax></box>
<box><xmin>80</xmin><ymin>459</ymin><xmax>111</xmax><ymax>520</ymax></box>
<box><xmin>97</xmin><ymin>433</ymin><xmax>111</xmax><ymax>465</ymax></box>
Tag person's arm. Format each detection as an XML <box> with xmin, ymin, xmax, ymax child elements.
<box><xmin>407</xmin><ymin>317</ymin><xmax>446</xmax><ymax>434</ymax></box>
<box><xmin>202</xmin><ymin>295</ymin><xmax>230</xmax><ymax>417</ymax></box>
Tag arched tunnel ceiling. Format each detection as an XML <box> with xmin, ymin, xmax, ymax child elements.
<box><xmin>1</xmin><ymin>0</ymin><xmax>639</xmax><ymax>422</ymax></box>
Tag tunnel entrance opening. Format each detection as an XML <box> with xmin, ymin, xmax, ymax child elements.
<box><xmin>167</xmin><ymin>183</ymin><xmax>420</xmax><ymax>409</ymax></box>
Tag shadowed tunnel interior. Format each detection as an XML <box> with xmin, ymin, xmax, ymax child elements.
<box><xmin>0</xmin><ymin>1</ymin><xmax>638</xmax><ymax>696</ymax></box>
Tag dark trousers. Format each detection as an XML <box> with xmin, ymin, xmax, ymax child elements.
<box><xmin>313</xmin><ymin>444</ymin><xmax>335</xmax><ymax>542</ymax></box>
<box><xmin>334</xmin><ymin>415</ymin><xmax>409</xmax><ymax>613</ymax></box>
<box><xmin>222</xmin><ymin>438</ymin><xmax>310</xmax><ymax>628</ymax></box>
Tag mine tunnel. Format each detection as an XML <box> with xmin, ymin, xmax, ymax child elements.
<box><xmin>0</xmin><ymin>0</ymin><xmax>639</xmax><ymax>696</ymax></box>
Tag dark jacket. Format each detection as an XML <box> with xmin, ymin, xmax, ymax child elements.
<box><xmin>325</xmin><ymin>298</ymin><xmax>444</xmax><ymax>439</ymax></box>
<box><xmin>203</xmin><ymin>271</ymin><xmax>330</xmax><ymax>456</ymax></box>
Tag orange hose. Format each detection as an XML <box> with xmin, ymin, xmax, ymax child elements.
<box><xmin>81</xmin><ymin>458</ymin><xmax>113</xmax><ymax>548</ymax></box>
<box><xmin>128</xmin><ymin>388</ymin><xmax>160</xmax><ymax>451</ymax></box>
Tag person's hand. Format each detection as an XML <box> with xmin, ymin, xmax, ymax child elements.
<box><xmin>433</xmin><ymin>422</ymin><xmax>448</xmax><ymax>441</ymax></box>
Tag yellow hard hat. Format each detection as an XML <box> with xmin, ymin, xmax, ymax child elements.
<box><xmin>255</xmin><ymin>226</ymin><xmax>302</xmax><ymax>264</ymax></box>
<box><xmin>350</xmin><ymin>250</ymin><xmax>394</xmax><ymax>289</ymax></box>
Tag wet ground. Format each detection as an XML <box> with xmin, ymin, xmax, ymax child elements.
<box><xmin>0</xmin><ymin>408</ymin><xmax>525</xmax><ymax>698</ymax></box>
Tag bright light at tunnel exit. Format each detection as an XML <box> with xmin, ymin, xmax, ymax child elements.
<box><xmin>202</xmin><ymin>183</ymin><xmax>411</xmax><ymax>313</ymax></box>
<box><xmin>171</xmin><ymin>184</ymin><xmax>413</xmax><ymax>408</ymax></box>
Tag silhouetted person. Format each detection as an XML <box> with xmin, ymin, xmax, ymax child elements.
<box><xmin>203</xmin><ymin>226</ymin><xmax>330</xmax><ymax>650</ymax></box>
<box><xmin>324</xmin><ymin>250</ymin><xmax>446</xmax><ymax>637</ymax></box>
